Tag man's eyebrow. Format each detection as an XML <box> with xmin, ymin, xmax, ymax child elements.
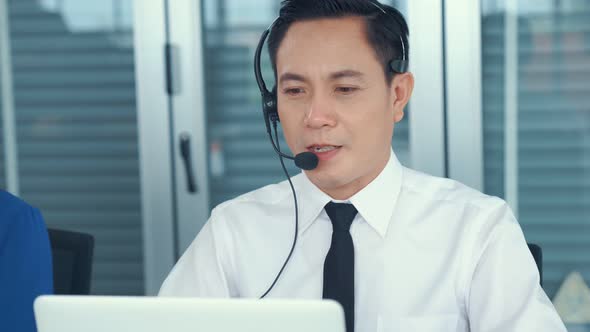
<box><xmin>278</xmin><ymin>70</ymin><xmax>366</xmax><ymax>85</ymax></box>
<box><xmin>329</xmin><ymin>70</ymin><xmax>365</xmax><ymax>81</ymax></box>
<box><xmin>279</xmin><ymin>72</ymin><xmax>307</xmax><ymax>85</ymax></box>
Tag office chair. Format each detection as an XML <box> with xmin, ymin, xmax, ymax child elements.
<box><xmin>527</xmin><ymin>243</ymin><xmax>543</xmax><ymax>287</ymax></box>
<box><xmin>48</xmin><ymin>228</ymin><xmax>95</xmax><ymax>295</ymax></box>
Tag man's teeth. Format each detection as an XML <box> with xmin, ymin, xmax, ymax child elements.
<box><xmin>314</xmin><ymin>146</ymin><xmax>337</xmax><ymax>152</ymax></box>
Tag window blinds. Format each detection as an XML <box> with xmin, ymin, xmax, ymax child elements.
<box><xmin>482</xmin><ymin>10</ymin><xmax>590</xmax><ymax>298</ymax></box>
<box><xmin>8</xmin><ymin>0</ymin><xmax>143</xmax><ymax>295</ymax></box>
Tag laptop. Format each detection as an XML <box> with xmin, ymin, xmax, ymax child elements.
<box><xmin>34</xmin><ymin>295</ymin><xmax>345</xmax><ymax>332</ymax></box>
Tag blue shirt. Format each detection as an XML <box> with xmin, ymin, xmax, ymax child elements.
<box><xmin>0</xmin><ymin>190</ymin><xmax>53</xmax><ymax>332</ymax></box>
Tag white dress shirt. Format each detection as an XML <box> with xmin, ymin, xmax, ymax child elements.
<box><xmin>159</xmin><ymin>150</ymin><xmax>566</xmax><ymax>331</ymax></box>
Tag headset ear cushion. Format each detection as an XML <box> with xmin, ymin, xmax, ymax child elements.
<box><xmin>271</xmin><ymin>85</ymin><xmax>279</xmax><ymax>121</ymax></box>
<box><xmin>262</xmin><ymin>90</ymin><xmax>279</xmax><ymax>123</ymax></box>
<box><xmin>389</xmin><ymin>59</ymin><xmax>409</xmax><ymax>73</ymax></box>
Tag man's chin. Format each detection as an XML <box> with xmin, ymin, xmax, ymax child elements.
<box><xmin>307</xmin><ymin>170</ymin><xmax>351</xmax><ymax>191</ymax></box>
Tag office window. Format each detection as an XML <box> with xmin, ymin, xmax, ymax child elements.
<box><xmin>482</xmin><ymin>0</ymin><xmax>590</xmax><ymax>301</ymax></box>
<box><xmin>201</xmin><ymin>0</ymin><xmax>410</xmax><ymax>208</ymax></box>
<box><xmin>5</xmin><ymin>0</ymin><xmax>143</xmax><ymax>294</ymax></box>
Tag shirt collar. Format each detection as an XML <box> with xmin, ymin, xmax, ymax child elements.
<box><xmin>294</xmin><ymin>148</ymin><xmax>403</xmax><ymax>238</ymax></box>
<box><xmin>293</xmin><ymin>170</ymin><xmax>332</xmax><ymax>237</ymax></box>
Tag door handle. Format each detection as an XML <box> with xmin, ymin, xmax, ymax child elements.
<box><xmin>179</xmin><ymin>133</ymin><xmax>197</xmax><ymax>194</ymax></box>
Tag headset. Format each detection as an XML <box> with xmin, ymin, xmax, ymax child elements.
<box><xmin>253</xmin><ymin>0</ymin><xmax>409</xmax><ymax>298</ymax></box>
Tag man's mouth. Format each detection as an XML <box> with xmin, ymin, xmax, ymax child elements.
<box><xmin>307</xmin><ymin>145</ymin><xmax>342</xmax><ymax>153</ymax></box>
<box><xmin>313</xmin><ymin>145</ymin><xmax>338</xmax><ymax>153</ymax></box>
<box><xmin>305</xmin><ymin>144</ymin><xmax>342</xmax><ymax>162</ymax></box>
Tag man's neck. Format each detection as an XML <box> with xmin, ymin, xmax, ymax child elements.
<box><xmin>318</xmin><ymin>152</ymin><xmax>391</xmax><ymax>200</ymax></box>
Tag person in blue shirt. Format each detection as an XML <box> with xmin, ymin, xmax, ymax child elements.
<box><xmin>0</xmin><ymin>190</ymin><xmax>53</xmax><ymax>332</ymax></box>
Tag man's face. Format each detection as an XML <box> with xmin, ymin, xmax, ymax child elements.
<box><xmin>276</xmin><ymin>16</ymin><xmax>413</xmax><ymax>199</ymax></box>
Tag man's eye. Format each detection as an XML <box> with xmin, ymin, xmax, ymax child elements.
<box><xmin>284</xmin><ymin>88</ymin><xmax>304</xmax><ymax>96</ymax></box>
<box><xmin>336</xmin><ymin>87</ymin><xmax>358</xmax><ymax>94</ymax></box>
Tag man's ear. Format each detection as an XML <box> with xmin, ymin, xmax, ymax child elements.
<box><xmin>390</xmin><ymin>72</ymin><xmax>414</xmax><ymax>123</ymax></box>
<box><xmin>392</xmin><ymin>72</ymin><xmax>414</xmax><ymax>108</ymax></box>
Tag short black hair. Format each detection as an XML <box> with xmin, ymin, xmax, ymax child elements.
<box><xmin>267</xmin><ymin>0</ymin><xmax>409</xmax><ymax>84</ymax></box>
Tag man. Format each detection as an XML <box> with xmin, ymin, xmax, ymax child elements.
<box><xmin>160</xmin><ymin>0</ymin><xmax>566</xmax><ymax>331</ymax></box>
<box><xmin>0</xmin><ymin>190</ymin><xmax>53</xmax><ymax>332</ymax></box>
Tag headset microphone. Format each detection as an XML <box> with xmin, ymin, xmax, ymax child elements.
<box><xmin>269</xmin><ymin>142</ymin><xmax>319</xmax><ymax>171</ymax></box>
<box><xmin>254</xmin><ymin>17</ymin><xmax>312</xmax><ymax>299</ymax></box>
<box><xmin>293</xmin><ymin>152</ymin><xmax>319</xmax><ymax>170</ymax></box>
<box><xmin>266</xmin><ymin>132</ymin><xmax>319</xmax><ymax>170</ymax></box>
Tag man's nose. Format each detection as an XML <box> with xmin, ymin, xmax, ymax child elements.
<box><xmin>303</xmin><ymin>93</ymin><xmax>336</xmax><ymax>128</ymax></box>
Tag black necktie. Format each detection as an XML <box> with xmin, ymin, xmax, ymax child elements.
<box><xmin>323</xmin><ymin>202</ymin><xmax>357</xmax><ymax>332</ymax></box>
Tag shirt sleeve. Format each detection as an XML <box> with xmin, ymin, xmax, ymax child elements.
<box><xmin>158</xmin><ymin>209</ymin><xmax>233</xmax><ymax>297</ymax></box>
<box><xmin>0</xmin><ymin>205</ymin><xmax>53</xmax><ymax>332</ymax></box>
<box><xmin>466</xmin><ymin>202</ymin><xmax>566</xmax><ymax>331</ymax></box>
